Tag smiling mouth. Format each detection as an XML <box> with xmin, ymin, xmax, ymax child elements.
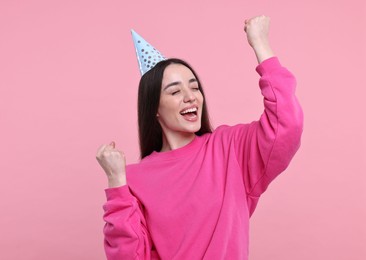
<box><xmin>180</xmin><ymin>107</ymin><xmax>198</xmax><ymax>117</ymax></box>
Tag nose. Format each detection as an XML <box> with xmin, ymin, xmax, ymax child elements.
<box><xmin>183</xmin><ymin>88</ymin><xmax>196</xmax><ymax>103</ymax></box>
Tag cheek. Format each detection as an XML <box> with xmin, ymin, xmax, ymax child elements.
<box><xmin>157</xmin><ymin>99</ymin><xmax>177</xmax><ymax>118</ymax></box>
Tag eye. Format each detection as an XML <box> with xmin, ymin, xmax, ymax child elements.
<box><xmin>191</xmin><ymin>86</ymin><xmax>200</xmax><ymax>91</ymax></box>
<box><xmin>171</xmin><ymin>90</ymin><xmax>180</xmax><ymax>95</ymax></box>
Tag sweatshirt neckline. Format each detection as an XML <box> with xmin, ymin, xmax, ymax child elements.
<box><xmin>148</xmin><ymin>135</ymin><xmax>203</xmax><ymax>161</ymax></box>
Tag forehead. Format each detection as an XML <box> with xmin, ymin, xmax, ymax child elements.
<box><xmin>162</xmin><ymin>64</ymin><xmax>195</xmax><ymax>83</ymax></box>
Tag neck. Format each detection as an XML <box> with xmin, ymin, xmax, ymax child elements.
<box><xmin>160</xmin><ymin>132</ymin><xmax>196</xmax><ymax>152</ymax></box>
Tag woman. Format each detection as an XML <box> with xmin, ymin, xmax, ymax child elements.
<box><xmin>96</xmin><ymin>15</ymin><xmax>303</xmax><ymax>260</ymax></box>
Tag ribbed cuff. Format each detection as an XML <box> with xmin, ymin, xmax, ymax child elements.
<box><xmin>105</xmin><ymin>185</ymin><xmax>134</xmax><ymax>201</ymax></box>
<box><xmin>255</xmin><ymin>56</ymin><xmax>281</xmax><ymax>76</ymax></box>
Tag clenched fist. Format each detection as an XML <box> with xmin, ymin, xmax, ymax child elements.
<box><xmin>96</xmin><ymin>141</ymin><xmax>127</xmax><ymax>188</ymax></box>
<box><xmin>244</xmin><ymin>15</ymin><xmax>274</xmax><ymax>63</ymax></box>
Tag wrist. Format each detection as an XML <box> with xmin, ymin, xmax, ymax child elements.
<box><xmin>108</xmin><ymin>176</ymin><xmax>126</xmax><ymax>188</ymax></box>
<box><xmin>252</xmin><ymin>44</ymin><xmax>274</xmax><ymax>64</ymax></box>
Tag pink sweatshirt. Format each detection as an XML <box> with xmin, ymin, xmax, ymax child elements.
<box><xmin>103</xmin><ymin>57</ymin><xmax>304</xmax><ymax>260</ymax></box>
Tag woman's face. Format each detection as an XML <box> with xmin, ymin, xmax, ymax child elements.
<box><xmin>157</xmin><ymin>63</ymin><xmax>204</xmax><ymax>138</ymax></box>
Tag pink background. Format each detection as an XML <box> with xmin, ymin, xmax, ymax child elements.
<box><xmin>1</xmin><ymin>0</ymin><xmax>365</xmax><ymax>259</ymax></box>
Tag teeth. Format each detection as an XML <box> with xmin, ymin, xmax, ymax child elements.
<box><xmin>181</xmin><ymin>107</ymin><xmax>197</xmax><ymax>114</ymax></box>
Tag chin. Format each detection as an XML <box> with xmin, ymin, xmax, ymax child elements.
<box><xmin>185</xmin><ymin>124</ymin><xmax>201</xmax><ymax>133</ymax></box>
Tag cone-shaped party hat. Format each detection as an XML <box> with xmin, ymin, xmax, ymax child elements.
<box><xmin>131</xmin><ymin>29</ymin><xmax>166</xmax><ymax>75</ymax></box>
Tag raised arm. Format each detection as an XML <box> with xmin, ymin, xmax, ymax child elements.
<box><xmin>231</xmin><ymin>16</ymin><xmax>304</xmax><ymax>215</ymax></box>
<box><xmin>96</xmin><ymin>143</ymin><xmax>155</xmax><ymax>259</ymax></box>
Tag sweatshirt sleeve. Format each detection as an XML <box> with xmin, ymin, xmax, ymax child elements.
<box><xmin>103</xmin><ymin>185</ymin><xmax>154</xmax><ymax>260</ymax></box>
<box><xmin>231</xmin><ymin>57</ymin><xmax>304</xmax><ymax>215</ymax></box>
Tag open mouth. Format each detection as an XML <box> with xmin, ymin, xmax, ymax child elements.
<box><xmin>180</xmin><ymin>107</ymin><xmax>198</xmax><ymax>117</ymax></box>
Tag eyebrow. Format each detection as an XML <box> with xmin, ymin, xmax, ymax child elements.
<box><xmin>163</xmin><ymin>78</ymin><xmax>197</xmax><ymax>91</ymax></box>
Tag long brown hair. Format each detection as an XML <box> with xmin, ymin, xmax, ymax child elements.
<box><xmin>138</xmin><ymin>58</ymin><xmax>212</xmax><ymax>159</ymax></box>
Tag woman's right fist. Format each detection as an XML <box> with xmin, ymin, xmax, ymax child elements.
<box><xmin>96</xmin><ymin>141</ymin><xmax>127</xmax><ymax>187</ymax></box>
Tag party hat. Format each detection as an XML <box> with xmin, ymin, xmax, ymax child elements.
<box><xmin>131</xmin><ymin>29</ymin><xmax>166</xmax><ymax>75</ymax></box>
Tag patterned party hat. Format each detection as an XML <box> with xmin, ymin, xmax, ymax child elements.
<box><xmin>131</xmin><ymin>29</ymin><xmax>166</xmax><ymax>75</ymax></box>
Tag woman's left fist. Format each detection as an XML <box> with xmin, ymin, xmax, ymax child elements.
<box><xmin>244</xmin><ymin>15</ymin><xmax>271</xmax><ymax>49</ymax></box>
